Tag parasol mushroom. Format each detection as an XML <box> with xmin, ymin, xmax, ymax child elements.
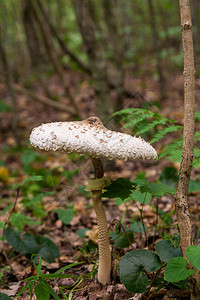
<box><xmin>30</xmin><ymin>116</ymin><xmax>157</xmax><ymax>285</ymax></box>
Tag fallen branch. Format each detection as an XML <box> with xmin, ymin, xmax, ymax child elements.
<box><xmin>13</xmin><ymin>83</ymin><xmax>76</xmax><ymax>115</ymax></box>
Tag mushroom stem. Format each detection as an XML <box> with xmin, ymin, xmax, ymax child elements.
<box><xmin>90</xmin><ymin>156</ymin><xmax>104</xmax><ymax>178</ymax></box>
<box><xmin>90</xmin><ymin>156</ymin><xmax>111</xmax><ymax>285</ymax></box>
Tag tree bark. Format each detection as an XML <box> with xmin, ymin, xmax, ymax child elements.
<box><xmin>73</xmin><ymin>0</ymin><xmax>113</xmax><ymax>124</ymax></box>
<box><xmin>21</xmin><ymin>0</ymin><xmax>43</xmax><ymax>68</ymax></box>
<box><xmin>36</xmin><ymin>0</ymin><xmax>91</xmax><ymax>74</ymax></box>
<box><xmin>0</xmin><ymin>30</ymin><xmax>21</xmax><ymax>147</ymax></box>
<box><xmin>147</xmin><ymin>0</ymin><xmax>165</xmax><ymax>100</ymax></box>
<box><xmin>29</xmin><ymin>0</ymin><xmax>82</xmax><ymax>118</ymax></box>
<box><xmin>102</xmin><ymin>0</ymin><xmax>124</xmax><ymax>111</ymax></box>
<box><xmin>175</xmin><ymin>0</ymin><xmax>200</xmax><ymax>295</ymax></box>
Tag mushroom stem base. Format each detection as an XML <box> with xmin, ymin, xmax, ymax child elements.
<box><xmin>92</xmin><ymin>191</ymin><xmax>111</xmax><ymax>285</ymax></box>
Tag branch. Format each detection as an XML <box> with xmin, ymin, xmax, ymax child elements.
<box><xmin>13</xmin><ymin>84</ymin><xmax>76</xmax><ymax>115</ymax></box>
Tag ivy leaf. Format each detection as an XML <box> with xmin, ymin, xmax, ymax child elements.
<box><xmin>164</xmin><ymin>257</ymin><xmax>194</xmax><ymax>282</ymax></box>
<box><xmin>186</xmin><ymin>246</ymin><xmax>200</xmax><ymax>271</ymax></box>
<box><xmin>120</xmin><ymin>249</ymin><xmax>162</xmax><ymax>293</ymax></box>
<box><xmin>140</xmin><ymin>182</ymin><xmax>175</xmax><ymax>197</ymax></box>
<box><xmin>155</xmin><ymin>240</ymin><xmax>182</xmax><ymax>262</ymax></box>
<box><xmin>103</xmin><ymin>178</ymin><xmax>135</xmax><ymax>200</ymax></box>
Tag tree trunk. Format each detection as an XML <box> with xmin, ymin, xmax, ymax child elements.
<box><xmin>29</xmin><ymin>0</ymin><xmax>82</xmax><ymax>119</ymax></box>
<box><xmin>175</xmin><ymin>0</ymin><xmax>200</xmax><ymax>296</ymax></box>
<box><xmin>73</xmin><ymin>0</ymin><xmax>113</xmax><ymax>124</ymax></box>
<box><xmin>21</xmin><ymin>0</ymin><xmax>43</xmax><ymax>68</ymax></box>
<box><xmin>36</xmin><ymin>0</ymin><xmax>91</xmax><ymax>74</ymax></box>
<box><xmin>0</xmin><ymin>30</ymin><xmax>20</xmax><ymax>147</ymax></box>
<box><xmin>102</xmin><ymin>0</ymin><xmax>125</xmax><ymax>111</ymax></box>
<box><xmin>147</xmin><ymin>0</ymin><xmax>165</xmax><ymax>100</ymax></box>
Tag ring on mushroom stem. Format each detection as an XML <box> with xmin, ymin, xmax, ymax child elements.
<box><xmin>30</xmin><ymin>116</ymin><xmax>157</xmax><ymax>285</ymax></box>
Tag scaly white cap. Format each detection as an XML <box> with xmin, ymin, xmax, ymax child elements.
<box><xmin>30</xmin><ymin>116</ymin><xmax>157</xmax><ymax>161</ymax></box>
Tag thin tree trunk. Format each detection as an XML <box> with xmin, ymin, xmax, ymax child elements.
<box><xmin>73</xmin><ymin>0</ymin><xmax>113</xmax><ymax>124</ymax></box>
<box><xmin>147</xmin><ymin>0</ymin><xmax>165</xmax><ymax>100</ymax></box>
<box><xmin>29</xmin><ymin>0</ymin><xmax>82</xmax><ymax>118</ymax></box>
<box><xmin>103</xmin><ymin>0</ymin><xmax>124</xmax><ymax>111</ymax></box>
<box><xmin>175</xmin><ymin>0</ymin><xmax>200</xmax><ymax>296</ymax></box>
<box><xmin>36</xmin><ymin>0</ymin><xmax>91</xmax><ymax>74</ymax></box>
<box><xmin>21</xmin><ymin>0</ymin><xmax>43</xmax><ymax>67</ymax></box>
<box><xmin>0</xmin><ymin>31</ymin><xmax>21</xmax><ymax>147</ymax></box>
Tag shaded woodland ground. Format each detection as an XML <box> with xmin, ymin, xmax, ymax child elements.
<box><xmin>1</xmin><ymin>1</ymin><xmax>200</xmax><ymax>299</ymax></box>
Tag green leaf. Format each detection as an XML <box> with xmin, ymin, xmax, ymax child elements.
<box><xmin>35</xmin><ymin>235</ymin><xmax>59</xmax><ymax>263</ymax></box>
<box><xmin>159</xmin><ymin>166</ymin><xmax>178</xmax><ymax>188</ymax></box>
<box><xmin>4</xmin><ymin>227</ymin><xmax>26</xmax><ymax>253</ymax></box>
<box><xmin>34</xmin><ymin>282</ymin><xmax>50</xmax><ymax>300</ymax></box>
<box><xmin>120</xmin><ymin>249</ymin><xmax>162</xmax><ymax>293</ymax></box>
<box><xmin>189</xmin><ymin>179</ymin><xmax>200</xmax><ymax>193</ymax></box>
<box><xmin>164</xmin><ymin>257</ymin><xmax>194</xmax><ymax>282</ymax></box>
<box><xmin>21</xmin><ymin>150</ymin><xmax>41</xmax><ymax>166</ymax></box>
<box><xmin>55</xmin><ymin>208</ymin><xmax>75</xmax><ymax>225</ymax></box>
<box><xmin>140</xmin><ymin>182</ymin><xmax>175</xmax><ymax>197</ymax></box>
<box><xmin>155</xmin><ymin>240</ymin><xmax>182</xmax><ymax>262</ymax></box>
<box><xmin>130</xmin><ymin>190</ymin><xmax>152</xmax><ymax>204</ymax></box>
<box><xmin>130</xmin><ymin>222</ymin><xmax>148</xmax><ymax>233</ymax></box>
<box><xmin>76</xmin><ymin>228</ymin><xmax>90</xmax><ymax>238</ymax></box>
<box><xmin>0</xmin><ymin>293</ymin><xmax>12</xmax><ymax>300</ymax></box>
<box><xmin>10</xmin><ymin>212</ymin><xmax>26</xmax><ymax>231</ymax></box>
<box><xmin>0</xmin><ymin>100</ymin><xmax>11</xmax><ymax>112</ymax></box>
<box><xmin>110</xmin><ymin>230</ymin><xmax>134</xmax><ymax>248</ymax></box>
<box><xmin>54</xmin><ymin>262</ymin><xmax>84</xmax><ymax>274</ymax></box>
<box><xmin>103</xmin><ymin>178</ymin><xmax>134</xmax><ymax>200</ymax></box>
<box><xmin>186</xmin><ymin>245</ymin><xmax>200</xmax><ymax>271</ymax></box>
<box><xmin>5</xmin><ymin>227</ymin><xmax>59</xmax><ymax>263</ymax></box>
<box><xmin>22</xmin><ymin>175</ymin><xmax>44</xmax><ymax>184</ymax></box>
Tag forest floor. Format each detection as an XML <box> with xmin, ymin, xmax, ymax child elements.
<box><xmin>1</xmin><ymin>70</ymin><xmax>200</xmax><ymax>300</ymax></box>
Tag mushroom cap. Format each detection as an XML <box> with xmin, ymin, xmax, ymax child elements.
<box><xmin>30</xmin><ymin>116</ymin><xmax>157</xmax><ymax>161</ymax></box>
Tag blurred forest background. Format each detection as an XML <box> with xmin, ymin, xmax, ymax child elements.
<box><xmin>1</xmin><ymin>0</ymin><xmax>200</xmax><ymax>299</ymax></box>
<box><xmin>1</xmin><ymin>0</ymin><xmax>200</xmax><ymax>139</ymax></box>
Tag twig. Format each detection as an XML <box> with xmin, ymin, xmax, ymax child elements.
<box><xmin>110</xmin><ymin>219</ymin><xmax>134</xmax><ymax>250</ymax></box>
<box><xmin>131</xmin><ymin>193</ymin><xmax>150</xmax><ymax>249</ymax></box>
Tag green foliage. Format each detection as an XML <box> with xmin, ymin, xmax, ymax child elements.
<box><xmin>112</xmin><ymin>108</ymin><xmax>200</xmax><ymax>168</ymax></box>
<box><xmin>186</xmin><ymin>246</ymin><xmax>200</xmax><ymax>271</ymax></box>
<box><xmin>4</xmin><ymin>227</ymin><xmax>59</xmax><ymax>263</ymax></box>
<box><xmin>103</xmin><ymin>177</ymin><xmax>174</xmax><ymax>203</ymax></box>
<box><xmin>112</xmin><ymin>108</ymin><xmax>182</xmax><ymax>143</ymax></box>
<box><xmin>120</xmin><ymin>249</ymin><xmax>162</xmax><ymax>293</ymax></box>
<box><xmin>54</xmin><ymin>207</ymin><xmax>76</xmax><ymax>225</ymax></box>
<box><xmin>0</xmin><ymin>293</ymin><xmax>12</xmax><ymax>300</ymax></box>
<box><xmin>0</xmin><ymin>100</ymin><xmax>12</xmax><ymax>112</ymax></box>
<box><xmin>110</xmin><ymin>224</ymin><xmax>134</xmax><ymax>248</ymax></box>
<box><xmin>159</xmin><ymin>166</ymin><xmax>178</xmax><ymax>188</ymax></box>
<box><xmin>14</xmin><ymin>255</ymin><xmax>84</xmax><ymax>300</ymax></box>
<box><xmin>130</xmin><ymin>221</ymin><xmax>148</xmax><ymax>233</ymax></box>
<box><xmin>155</xmin><ymin>240</ymin><xmax>182</xmax><ymax>262</ymax></box>
<box><xmin>103</xmin><ymin>178</ymin><xmax>134</xmax><ymax>200</ymax></box>
<box><xmin>164</xmin><ymin>257</ymin><xmax>195</xmax><ymax>282</ymax></box>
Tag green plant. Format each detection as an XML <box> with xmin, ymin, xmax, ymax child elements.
<box><xmin>13</xmin><ymin>255</ymin><xmax>84</xmax><ymax>300</ymax></box>
<box><xmin>4</xmin><ymin>226</ymin><xmax>59</xmax><ymax>263</ymax></box>
<box><xmin>111</xmin><ymin>108</ymin><xmax>200</xmax><ymax>167</ymax></box>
